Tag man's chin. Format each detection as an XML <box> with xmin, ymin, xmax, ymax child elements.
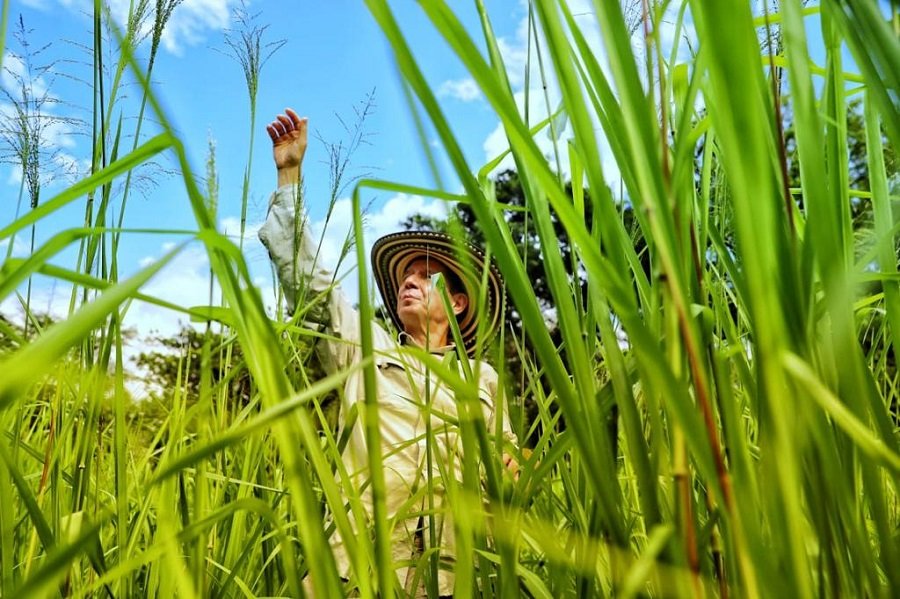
<box><xmin>397</xmin><ymin>302</ymin><xmax>422</xmax><ymax>316</ymax></box>
<box><xmin>396</xmin><ymin>308</ymin><xmax>419</xmax><ymax>328</ymax></box>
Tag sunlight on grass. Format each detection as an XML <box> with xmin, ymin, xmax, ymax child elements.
<box><xmin>1</xmin><ymin>0</ymin><xmax>899</xmax><ymax>597</ymax></box>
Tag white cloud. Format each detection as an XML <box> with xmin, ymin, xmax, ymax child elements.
<box><xmin>490</xmin><ymin>0</ymin><xmax>600</xmax><ymax>89</ymax></box>
<box><xmin>155</xmin><ymin>0</ymin><xmax>235</xmax><ymax>55</ymax></box>
<box><xmin>43</xmin><ymin>118</ymin><xmax>78</xmax><ymax>150</ymax></box>
<box><xmin>122</xmin><ymin>238</ymin><xmax>282</xmax><ymax>398</ymax></box>
<box><xmin>125</xmin><ymin>242</ymin><xmax>216</xmax><ymax>339</ymax></box>
<box><xmin>0</xmin><ymin>279</ymin><xmax>73</xmax><ymax>325</ymax></box>
<box><xmin>438</xmin><ymin>78</ymin><xmax>482</xmax><ymax>102</ymax></box>
<box><xmin>6</xmin><ymin>164</ymin><xmax>22</xmax><ymax>186</ymax></box>
<box><xmin>0</xmin><ymin>242</ymin><xmax>222</xmax><ymax>349</ymax></box>
<box><xmin>2</xmin><ymin>53</ymin><xmax>49</xmax><ymax>98</ymax></box>
<box><xmin>0</xmin><ymin>138</ymin><xmax>84</xmax><ymax>188</ymax></box>
<box><xmin>0</xmin><ymin>235</ymin><xmax>31</xmax><ymax>257</ymax></box>
<box><xmin>51</xmin><ymin>152</ymin><xmax>88</xmax><ymax>182</ymax></box>
<box><xmin>496</xmin><ymin>36</ymin><xmax>529</xmax><ymax>88</ymax></box>
<box><xmin>477</xmin><ymin>1</ymin><xmax>600</xmax><ymax>179</ymax></box>
<box><xmin>481</xmin><ymin>84</ymin><xmax>620</xmax><ymax>185</ymax></box>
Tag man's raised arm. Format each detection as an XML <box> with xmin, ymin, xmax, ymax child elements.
<box><xmin>258</xmin><ymin>108</ymin><xmax>364</xmax><ymax>371</ymax></box>
<box><xmin>259</xmin><ymin>107</ymin><xmax>321</xmax><ymax>313</ymax></box>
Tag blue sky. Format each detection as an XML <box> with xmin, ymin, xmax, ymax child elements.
<box><xmin>0</xmin><ymin>0</ymin><xmax>546</xmax><ymax>345</ymax></box>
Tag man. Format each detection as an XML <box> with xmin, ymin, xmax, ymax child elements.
<box><xmin>258</xmin><ymin>108</ymin><xmax>518</xmax><ymax>596</ymax></box>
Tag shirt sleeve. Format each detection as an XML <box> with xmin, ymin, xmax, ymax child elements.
<box><xmin>257</xmin><ymin>184</ymin><xmax>361</xmax><ymax>371</ymax></box>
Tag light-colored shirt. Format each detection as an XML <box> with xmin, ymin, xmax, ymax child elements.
<box><xmin>258</xmin><ymin>185</ymin><xmax>515</xmax><ymax>595</ymax></box>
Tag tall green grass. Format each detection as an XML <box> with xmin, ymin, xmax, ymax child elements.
<box><xmin>1</xmin><ymin>0</ymin><xmax>899</xmax><ymax>597</ymax></box>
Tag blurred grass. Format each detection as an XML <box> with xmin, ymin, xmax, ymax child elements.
<box><xmin>0</xmin><ymin>0</ymin><xmax>899</xmax><ymax>597</ymax></box>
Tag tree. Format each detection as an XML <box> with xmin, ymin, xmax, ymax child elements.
<box><xmin>132</xmin><ymin>322</ymin><xmax>344</xmax><ymax>432</ymax></box>
<box><xmin>134</xmin><ymin>324</ymin><xmax>253</xmax><ymax>406</ymax></box>
<box><xmin>0</xmin><ymin>311</ymin><xmax>55</xmax><ymax>354</ymax></box>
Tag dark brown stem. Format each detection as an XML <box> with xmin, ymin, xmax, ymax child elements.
<box><xmin>674</xmin><ymin>432</ymin><xmax>700</xmax><ymax>576</ymax></box>
<box><xmin>676</xmin><ymin>303</ymin><xmax>736</xmax><ymax>519</ymax></box>
<box><xmin>37</xmin><ymin>408</ymin><xmax>55</xmax><ymax>492</ymax></box>
<box><xmin>706</xmin><ymin>490</ymin><xmax>729</xmax><ymax>599</ymax></box>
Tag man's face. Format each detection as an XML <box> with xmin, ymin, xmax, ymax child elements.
<box><xmin>396</xmin><ymin>257</ymin><xmax>468</xmax><ymax>337</ymax></box>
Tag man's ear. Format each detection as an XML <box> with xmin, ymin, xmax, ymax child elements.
<box><xmin>451</xmin><ymin>292</ymin><xmax>469</xmax><ymax>316</ymax></box>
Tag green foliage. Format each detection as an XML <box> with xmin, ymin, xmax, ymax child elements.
<box><xmin>134</xmin><ymin>324</ymin><xmax>252</xmax><ymax>405</ymax></box>
<box><xmin>1</xmin><ymin>1</ymin><xmax>900</xmax><ymax>598</ymax></box>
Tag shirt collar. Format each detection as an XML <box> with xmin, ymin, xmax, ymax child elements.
<box><xmin>398</xmin><ymin>331</ymin><xmax>456</xmax><ymax>355</ymax></box>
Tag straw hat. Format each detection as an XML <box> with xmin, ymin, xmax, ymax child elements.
<box><xmin>371</xmin><ymin>231</ymin><xmax>504</xmax><ymax>355</ymax></box>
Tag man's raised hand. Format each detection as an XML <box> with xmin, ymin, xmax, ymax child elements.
<box><xmin>268</xmin><ymin>108</ymin><xmax>307</xmax><ymax>187</ymax></box>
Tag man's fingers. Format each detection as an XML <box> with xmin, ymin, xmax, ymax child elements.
<box><xmin>276</xmin><ymin>114</ymin><xmax>294</xmax><ymax>132</ymax></box>
<box><xmin>285</xmin><ymin>107</ymin><xmax>305</xmax><ymax>129</ymax></box>
<box><xmin>502</xmin><ymin>452</ymin><xmax>520</xmax><ymax>480</ymax></box>
<box><xmin>266</xmin><ymin>124</ymin><xmax>280</xmax><ymax>143</ymax></box>
<box><xmin>269</xmin><ymin>119</ymin><xmax>288</xmax><ymax>137</ymax></box>
<box><xmin>268</xmin><ymin>109</ymin><xmax>308</xmax><ymax>148</ymax></box>
<box><xmin>501</xmin><ymin>451</ymin><xmax>528</xmax><ymax>482</ymax></box>
<box><xmin>268</xmin><ymin>117</ymin><xmax>296</xmax><ymax>142</ymax></box>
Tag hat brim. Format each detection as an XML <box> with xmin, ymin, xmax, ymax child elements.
<box><xmin>371</xmin><ymin>231</ymin><xmax>504</xmax><ymax>355</ymax></box>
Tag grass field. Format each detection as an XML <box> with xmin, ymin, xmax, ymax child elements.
<box><xmin>1</xmin><ymin>0</ymin><xmax>900</xmax><ymax>597</ymax></box>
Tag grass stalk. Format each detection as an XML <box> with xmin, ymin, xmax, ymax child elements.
<box><xmin>2</xmin><ymin>1</ymin><xmax>899</xmax><ymax>596</ymax></box>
